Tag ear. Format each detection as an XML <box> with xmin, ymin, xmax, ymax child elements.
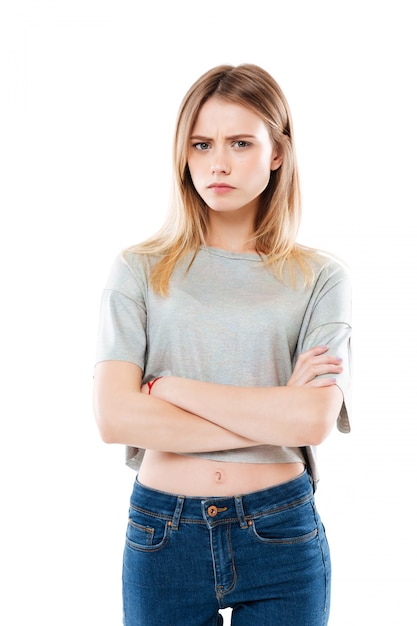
<box><xmin>270</xmin><ymin>151</ymin><xmax>283</xmax><ymax>171</ymax></box>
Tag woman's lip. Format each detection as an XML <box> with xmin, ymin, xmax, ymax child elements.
<box><xmin>207</xmin><ymin>183</ymin><xmax>235</xmax><ymax>192</ymax></box>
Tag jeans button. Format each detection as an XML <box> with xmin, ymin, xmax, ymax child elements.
<box><xmin>208</xmin><ymin>505</ymin><xmax>218</xmax><ymax>517</ymax></box>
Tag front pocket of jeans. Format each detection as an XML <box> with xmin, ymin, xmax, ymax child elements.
<box><xmin>125</xmin><ymin>509</ymin><xmax>171</xmax><ymax>552</ymax></box>
<box><xmin>249</xmin><ymin>501</ymin><xmax>318</xmax><ymax>545</ymax></box>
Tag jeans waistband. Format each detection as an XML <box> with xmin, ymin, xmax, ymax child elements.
<box><xmin>130</xmin><ymin>470</ymin><xmax>313</xmax><ymax>530</ymax></box>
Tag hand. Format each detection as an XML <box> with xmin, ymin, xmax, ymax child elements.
<box><xmin>287</xmin><ymin>346</ymin><xmax>343</xmax><ymax>388</ymax></box>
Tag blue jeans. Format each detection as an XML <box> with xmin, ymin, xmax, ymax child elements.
<box><xmin>122</xmin><ymin>470</ymin><xmax>331</xmax><ymax>625</ymax></box>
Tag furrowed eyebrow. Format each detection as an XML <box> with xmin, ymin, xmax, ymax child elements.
<box><xmin>189</xmin><ymin>136</ymin><xmax>211</xmax><ymax>142</ymax></box>
<box><xmin>226</xmin><ymin>134</ymin><xmax>256</xmax><ymax>141</ymax></box>
<box><xmin>189</xmin><ymin>134</ymin><xmax>257</xmax><ymax>141</ymax></box>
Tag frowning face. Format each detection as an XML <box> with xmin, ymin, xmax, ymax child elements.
<box><xmin>187</xmin><ymin>97</ymin><xmax>282</xmax><ymax>218</ymax></box>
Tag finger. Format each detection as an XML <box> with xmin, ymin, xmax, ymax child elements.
<box><xmin>302</xmin><ymin>377</ymin><xmax>338</xmax><ymax>389</ymax></box>
<box><xmin>288</xmin><ymin>361</ymin><xmax>342</xmax><ymax>386</ymax></box>
<box><xmin>310</xmin><ymin>363</ymin><xmax>343</xmax><ymax>376</ymax></box>
<box><xmin>298</xmin><ymin>345</ymin><xmax>330</xmax><ymax>360</ymax></box>
<box><xmin>294</xmin><ymin>353</ymin><xmax>342</xmax><ymax>368</ymax></box>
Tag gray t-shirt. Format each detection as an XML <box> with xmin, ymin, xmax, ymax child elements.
<box><xmin>95</xmin><ymin>246</ymin><xmax>352</xmax><ymax>485</ymax></box>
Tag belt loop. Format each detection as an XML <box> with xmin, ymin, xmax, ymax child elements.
<box><xmin>234</xmin><ymin>496</ymin><xmax>249</xmax><ymax>529</ymax></box>
<box><xmin>171</xmin><ymin>495</ymin><xmax>185</xmax><ymax>530</ymax></box>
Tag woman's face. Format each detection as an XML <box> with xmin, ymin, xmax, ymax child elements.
<box><xmin>187</xmin><ymin>97</ymin><xmax>282</xmax><ymax>217</ymax></box>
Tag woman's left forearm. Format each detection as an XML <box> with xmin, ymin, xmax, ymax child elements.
<box><xmin>151</xmin><ymin>377</ymin><xmax>343</xmax><ymax>447</ymax></box>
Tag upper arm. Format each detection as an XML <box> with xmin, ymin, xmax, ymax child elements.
<box><xmin>95</xmin><ymin>253</ymin><xmax>148</xmax><ymax>372</ymax></box>
<box><xmin>298</xmin><ymin>261</ymin><xmax>352</xmax><ymax>433</ymax></box>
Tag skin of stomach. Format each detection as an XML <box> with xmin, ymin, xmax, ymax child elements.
<box><xmin>138</xmin><ymin>450</ymin><xmax>305</xmax><ymax>497</ymax></box>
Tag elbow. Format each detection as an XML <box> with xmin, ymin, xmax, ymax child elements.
<box><xmin>305</xmin><ymin>417</ymin><xmax>334</xmax><ymax>446</ymax></box>
<box><xmin>97</xmin><ymin>420</ymin><xmax>118</xmax><ymax>445</ymax></box>
<box><xmin>303</xmin><ymin>387</ymin><xmax>343</xmax><ymax>446</ymax></box>
<box><xmin>95</xmin><ymin>413</ymin><xmax>118</xmax><ymax>444</ymax></box>
<box><xmin>93</xmin><ymin>400</ymin><xmax>121</xmax><ymax>444</ymax></box>
<box><xmin>93</xmin><ymin>361</ymin><xmax>144</xmax><ymax>445</ymax></box>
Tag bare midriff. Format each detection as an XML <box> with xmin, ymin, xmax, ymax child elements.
<box><xmin>138</xmin><ymin>450</ymin><xmax>305</xmax><ymax>497</ymax></box>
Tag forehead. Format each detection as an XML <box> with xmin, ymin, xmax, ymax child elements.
<box><xmin>192</xmin><ymin>97</ymin><xmax>269</xmax><ymax>137</ymax></box>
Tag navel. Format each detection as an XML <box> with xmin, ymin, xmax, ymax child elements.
<box><xmin>214</xmin><ymin>469</ymin><xmax>224</xmax><ymax>483</ymax></box>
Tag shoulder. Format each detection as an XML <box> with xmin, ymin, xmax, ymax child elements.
<box><xmin>104</xmin><ymin>249</ymin><xmax>154</xmax><ymax>296</ymax></box>
<box><xmin>300</xmin><ymin>247</ymin><xmax>351</xmax><ymax>286</ymax></box>
<box><xmin>306</xmin><ymin>251</ymin><xmax>352</xmax><ymax>317</ymax></box>
<box><xmin>284</xmin><ymin>246</ymin><xmax>351</xmax><ymax>296</ymax></box>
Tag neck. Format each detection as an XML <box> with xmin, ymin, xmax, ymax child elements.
<box><xmin>206</xmin><ymin>210</ymin><xmax>256</xmax><ymax>254</ymax></box>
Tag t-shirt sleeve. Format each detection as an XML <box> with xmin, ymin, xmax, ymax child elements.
<box><xmin>297</xmin><ymin>260</ymin><xmax>352</xmax><ymax>434</ymax></box>
<box><xmin>95</xmin><ymin>252</ymin><xmax>148</xmax><ymax>370</ymax></box>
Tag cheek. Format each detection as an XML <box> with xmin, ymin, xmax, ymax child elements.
<box><xmin>250</xmin><ymin>161</ymin><xmax>274</xmax><ymax>190</ymax></box>
<box><xmin>187</xmin><ymin>159</ymin><xmax>201</xmax><ymax>184</ymax></box>
<box><xmin>189</xmin><ymin>171</ymin><xmax>203</xmax><ymax>193</ymax></box>
<box><xmin>244</xmin><ymin>151</ymin><xmax>273</xmax><ymax>176</ymax></box>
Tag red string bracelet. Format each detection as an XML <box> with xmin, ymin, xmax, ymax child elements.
<box><xmin>147</xmin><ymin>376</ymin><xmax>163</xmax><ymax>395</ymax></box>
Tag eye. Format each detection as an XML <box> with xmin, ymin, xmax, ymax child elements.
<box><xmin>233</xmin><ymin>140</ymin><xmax>250</xmax><ymax>149</ymax></box>
<box><xmin>193</xmin><ymin>142</ymin><xmax>210</xmax><ymax>151</ymax></box>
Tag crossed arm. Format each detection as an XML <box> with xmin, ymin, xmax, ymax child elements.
<box><xmin>93</xmin><ymin>346</ymin><xmax>344</xmax><ymax>453</ymax></box>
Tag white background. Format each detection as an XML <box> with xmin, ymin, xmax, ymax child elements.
<box><xmin>1</xmin><ymin>1</ymin><xmax>416</xmax><ymax>624</ymax></box>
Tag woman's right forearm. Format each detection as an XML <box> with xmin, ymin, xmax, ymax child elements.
<box><xmin>97</xmin><ymin>392</ymin><xmax>259</xmax><ymax>452</ymax></box>
<box><xmin>93</xmin><ymin>362</ymin><xmax>259</xmax><ymax>453</ymax></box>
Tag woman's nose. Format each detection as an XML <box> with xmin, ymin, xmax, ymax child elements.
<box><xmin>210</xmin><ymin>149</ymin><xmax>230</xmax><ymax>174</ymax></box>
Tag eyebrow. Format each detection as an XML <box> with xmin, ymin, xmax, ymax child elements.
<box><xmin>189</xmin><ymin>134</ymin><xmax>257</xmax><ymax>141</ymax></box>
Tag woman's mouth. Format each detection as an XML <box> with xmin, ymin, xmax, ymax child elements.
<box><xmin>207</xmin><ymin>183</ymin><xmax>235</xmax><ymax>193</ymax></box>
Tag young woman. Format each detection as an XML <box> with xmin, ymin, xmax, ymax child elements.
<box><xmin>93</xmin><ymin>64</ymin><xmax>352</xmax><ymax>626</ymax></box>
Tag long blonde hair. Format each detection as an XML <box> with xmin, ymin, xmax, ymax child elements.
<box><xmin>129</xmin><ymin>64</ymin><xmax>316</xmax><ymax>294</ymax></box>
